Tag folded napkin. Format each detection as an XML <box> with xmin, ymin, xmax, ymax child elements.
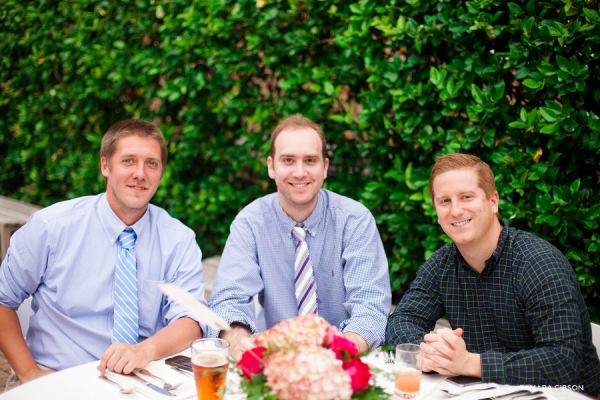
<box><xmin>104</xmin><ymin>357</ymin><xmax>197</xmax><ymax>400</ymax></box>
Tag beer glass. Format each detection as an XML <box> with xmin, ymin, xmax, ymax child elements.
<box><xmin>395</xmin><ymin>344</ymin><xmax>423</xmax><ymax>399</ymax></box>
<box><xmin>191</xmin><ymin>338</ymin><xmax>230</xmax><ymax>400</ymax></box>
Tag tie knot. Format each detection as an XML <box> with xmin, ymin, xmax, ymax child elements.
<box><xmin>118</xmin><ymin>229</ymin><xmax>137</xmax><ymax>249</ymax></box>
<box><xmin>292</xmin><ymin>226</ymin><xmax>306</xmax><ymax>242</ymax></box>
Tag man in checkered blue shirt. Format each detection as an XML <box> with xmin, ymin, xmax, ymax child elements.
<box><xmin>386</xmin><ymin>153</ymin><xmax>600</xmax><ymax>396</ymax></box>
<box><xmin>208</xmin><ymin>115</ymin><xmax>391</xmax><ymax>358</ymax></box>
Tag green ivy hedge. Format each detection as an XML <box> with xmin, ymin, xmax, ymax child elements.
<box><xmin>1</xmin><ymin>0</ymin><xmax>599</xmax><ymax>320</ymax></box>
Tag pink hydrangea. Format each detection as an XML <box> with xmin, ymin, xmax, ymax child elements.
<box><xmin>263</xmin><ymin>345</ymin><xmax>353</xmax><ymax>400</ymax></box>
<box><xmin>255</xmin><ymin>313</ymin><xmax>338</xmax><ymax>351</ymax></box>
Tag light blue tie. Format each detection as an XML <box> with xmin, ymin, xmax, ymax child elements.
<box><xmin>113</xmin><ymin>228</ymin><xmax>139</xmax><ymax>344</ymax></box>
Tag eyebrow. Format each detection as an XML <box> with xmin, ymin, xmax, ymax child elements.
<box><xmin>435</xmin><ymin>190</ymin><xmax>477</xmax><ymax>201</ymax></box>
<box><xmin>279</xmin><ymin>153</ymin><xmax>320</xmax><ymax>158</ymax></box>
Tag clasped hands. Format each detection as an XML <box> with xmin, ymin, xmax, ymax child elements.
<box><xmin>420</xmin><ymin>328</ymin><xmax>481</xmax><ymax>378</ymax></box>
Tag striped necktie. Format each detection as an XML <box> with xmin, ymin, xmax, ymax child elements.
<box><xmin>292</xmin><ymin>225</ymin><xmax>318</xmax><ymax>315</ymax></box>
<box><xmin>113</xmin><ymin>228</ymin><xmax>139</xmax><ymax>344</ymax></box>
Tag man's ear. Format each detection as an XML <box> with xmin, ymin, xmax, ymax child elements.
<box><xmin>100</xmin><ymin>156</ymin><xmax>110</xmax><ymax>178</ymax></box>
<box><xmin>323</xmin><ymin>157</ymin><xmax>329</xmax><ymax>179</ymax></box>
<box><xmin>267</xmin><ymin>156</ymin><xmax>275</xmax><ymax>179</ymax></box>
<box><xmin>490</xmin><ymin>191</ymin><xmax>499</xmax><ymax>214</ymax></box>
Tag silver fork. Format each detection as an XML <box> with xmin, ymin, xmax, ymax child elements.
<box><xmin>137</xmin><ymin>369</ymin><xmax>184</xmax><ymax>391</ymax></box>
<box><xmin>384</xmin><ymin>351</ymin><xmax>395</xmax><ymax>364</ymax></box>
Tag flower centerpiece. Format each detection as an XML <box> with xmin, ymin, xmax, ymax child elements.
<box><xmin>236</xmin><ymin>313</ymin><xmax>389</xmax><ymax>400</ymax></box>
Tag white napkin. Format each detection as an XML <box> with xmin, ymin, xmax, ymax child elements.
<box><xmin>104</xmin><ymin>356</ymin><xmax>197</xmax><ymax>399</ymax></box>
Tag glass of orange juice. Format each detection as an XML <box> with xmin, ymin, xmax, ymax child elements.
<box><xmin>191</xmin><ymin>338</ymin><xmax>230</xmax><ymax>400</ymax></box>
<box><xmin>394</xmin><ymin>344</ymin><xmax>423</xmax><ymax>399</ymax></box>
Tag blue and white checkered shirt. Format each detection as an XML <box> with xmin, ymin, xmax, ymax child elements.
<box><xmin>208</xmin><ymin>189</ymin><xmax>391</xmax><ymax>347</ymax></box>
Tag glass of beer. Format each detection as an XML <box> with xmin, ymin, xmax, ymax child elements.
<box><xmin>191</xmin><ymin>338</ymin><xmax>230</xmax><ymax>400</ymax></box>
<box><xmin>394</xmin><ymin>344</ymin><xmax>423</xmax><ymax>399</ymax></box>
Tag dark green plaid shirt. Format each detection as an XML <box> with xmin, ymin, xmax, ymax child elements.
<box><xmin>386</xmin><ymin>220</ymin><xmax>600</xmax><ymax>395</ymax></box>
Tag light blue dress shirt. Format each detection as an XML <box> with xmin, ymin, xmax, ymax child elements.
<box><xmin>0</xmin><ymin>193</ymin><xmax>206</xmax><ymax>371</ymax></box>
<box><xmin>208</xmin><ymin>189</ymin><xmax>391</xmax><ymax>347</ymax></box>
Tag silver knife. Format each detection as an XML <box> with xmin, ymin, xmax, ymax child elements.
<box><xmin>126</xmin><ymin>372</ymin><xmax>176</xmax><ymax>396</ymax></box>
<box><xmin>478</xmin><ymin>389</ymin><xmax>531</xmax><ymax>400</ymax></box>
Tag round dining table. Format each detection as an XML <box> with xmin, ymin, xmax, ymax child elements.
<box><xmin>0</xmin><ymin>349</ymin><xmax>591</xmax><ymax>400</ymax></box>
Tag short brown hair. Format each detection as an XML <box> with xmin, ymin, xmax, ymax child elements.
<box><xmin>429</xmin><ymin>153</ymin><xmax>496</xmax><ymax>203</ymax></box>
<box><xmin>100</xmin><ymin>119</ymin><xmax>167</xmax><ymax>171</ymax></box>
<box><xmin>270</xmin><ymin>114</ymin><xmax>327</xmax><ymax>160</ymax></box>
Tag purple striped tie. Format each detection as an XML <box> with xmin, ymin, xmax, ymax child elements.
<box><xmin>292</xmin><ymin>226</ymin><xmax>318</xmax><ymax>315</ymax></box>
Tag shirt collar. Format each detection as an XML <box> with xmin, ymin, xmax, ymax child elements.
<box><xmin>453</xmin><ymin>218</ymin><xmax>509</xmax><ymax>275</ymax></box>
<box><xmin>275</xmin><ymin>190</ymin><xmax>325</xmax><ymax>238</ymax></box>
<box><xmin>98</xmin><ymin>193</ymin><xmax>150</xmax><ymax>246</ymax></box>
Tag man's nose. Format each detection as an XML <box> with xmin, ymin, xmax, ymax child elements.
<box><xmin>292</xmin><ymin>163</ymin><xmax>306</xmax><ymax>178</ymax></box>
<box><xmin>132</xmin><ymin>162</ymin><xmax>146</xmax><ymax>179</ymax></box>
<box><xmin>450</xmin><ymin>201</ymin><xmax>463</xmax><ymax>216</ymax></box>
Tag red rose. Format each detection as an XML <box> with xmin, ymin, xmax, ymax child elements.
<box><xmin>328</xmin><ymin>336</ymin><xmax>358</xmax><ymax>361</ymax></box>
<box><xmin>237</xmin><ymin>346</ymin><xmax>267</xmax><ymax>380</ymax></box>
<box><xmin>343</xmin><ymin>358</ymin><xmax>372</xmax><ymax>392</ymax></box>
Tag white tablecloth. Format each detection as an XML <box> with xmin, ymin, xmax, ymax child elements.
<box><xmin>0</xmin><ymin>349</ymin><xmax>591</xmax><ymax>400</ymax></box>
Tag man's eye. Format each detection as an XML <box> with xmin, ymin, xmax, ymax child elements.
<box><xmin>123</xmin><ymin>159</ymin><xmax>133</xmax><ymax>164</ymax></box>
<box><xmin>283</xmin><ymin>158</ymin><xmax>292</xmax><ymax>163</ymax></box>
<box><xmin>148</xmin><ymin>161</ymin><xmax>158</xmax><ymax>167</ymax></box>
<box><xmin>306</xmin><ymin>159</ymin><xmax>315</xmax><ymax>163</ymax></box>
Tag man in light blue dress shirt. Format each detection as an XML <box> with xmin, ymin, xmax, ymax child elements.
<box><xmin>0</xmin><ymin>119</ymin><xmax>205</xmax><ymax>389</ymax></box>
<box><xmin>209</xmin><ymin>114</ymin><xmax>391</xmax><ymax>358</ymax></box>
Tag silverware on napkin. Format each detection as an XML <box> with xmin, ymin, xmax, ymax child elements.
<box><xmin>125</xmin><ymin>372</ymin><xmax>176</xmax><ymax>396</ymax></box>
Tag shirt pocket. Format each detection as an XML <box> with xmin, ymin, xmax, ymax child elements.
<box><xmin>138</xmin><ymin>278</ymin><xmax>166</xmax><ymax>333</ymax></box>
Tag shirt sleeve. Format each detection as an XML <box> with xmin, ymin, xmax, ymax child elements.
<box><xmin>338</xmin><ymin>210</ymin><xmax>391</xmax><ymax>348</ymax></box>
<box><xmin>160</xmin><ymin>229</ymin><xmax>207</xmax><ymax>335</ymax></box>
<box><xmin>207</xmin><ymin>216</ymin><xmax>264</xmax><ymax>338</ymax></box>
<box><xmin>0</xmin><ymin>213</ymin><xmax>48</xmax><ymax>310</ymax></box>
<box><xmin>385</xmin><ymin>252</ymin><xmax>445</xmax><ymax>346</ymax></box>
<box><xmin>481</xmin><ymin>250</ymin><xmax>584</xmax><ymax>386</ymax></box>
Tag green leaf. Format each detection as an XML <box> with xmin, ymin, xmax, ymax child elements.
<box><xmin>587</xmin><ymin>204</ymin><xmax>600</xmax><ymax>220</ymax></box>
<box><xmin>539</xmin><ymin>107</ymin><xmax>559</xmax><ymax>122</ymax></box>
<box><xmin>570</xmin><ymin>178</ymin><xmax>580</xmax><ymax>193</ymax></box>
<box><xmin>471</xmin><ymin>84</ymin><xmax>483</xmax><ymax>104</ymax></box>
<box><xmin>324</xmin><ymin>82</ymin><xmax>334</xmax><ymax>96</ymax></box>
<box><xmin>507</xmin><ymin>2</ymin><xmax>524</xmax><ymax>16</ymax></box>
<box><xmin>556</xmin><ymin>55</ymin><xmax>570</xmax><ymax>73</ymax></box>
<box><xmin>114</xmin><ymin>40</ymin><xmax>126</xmax><ymax>49</ymax></box>
<box><xmin>430</xmin><ymin>68</ymin><xmax>441</xmax><ymax>85</ymax></box>
<box><xmin>520</xmin><ymin>108</ymin><xmax>527</xmax><ymax>122</ymax></box>
<box><xmin>535</xmin><ymin>181</ymin><xmax>550</xmax><ymax>193</ymax></box>
<box><xmin>545</xmin><ymin>214</ymin><xmax>560</xmax><ymax>226</ymax></box>
<box><xmin>522</xmin><ymin>79</ymin><xmax>541</xmax><ymax>89</ymax></box>
<box><xmin>509</xmin><ymin>121</ymin><xmax>526</xmax><ymax>129</ymax></box>
<box><xmin>409</xmin><ymin>193</ymin><xmax>423</xmax><ymax>201</ymax></box>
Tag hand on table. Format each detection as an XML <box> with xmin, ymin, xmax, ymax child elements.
<box><xmin>20</xmin><ymin>368</ymin><xmax>55</xmax><ymax>384</ymax></box>
<box><xmin>97</xmin><ymin>343</ymin><xmax>153</xmax><ymax>375</ymax></box>
<box><xmin>421</xmin><ymin>328</ymin><xmax>481</xmax><ymax>377</ymax></box>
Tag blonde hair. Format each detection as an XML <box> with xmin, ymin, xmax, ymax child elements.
<box><xmin>270</xmin><ymin>114</ymin><xmax>326</xmax><ymax>159</ymax></box>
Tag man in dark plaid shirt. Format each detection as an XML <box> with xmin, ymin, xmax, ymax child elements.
<box><xmin>386</xmin><ymin>154</ymin><xmax>600</xmax><ymax>396</ymax></box>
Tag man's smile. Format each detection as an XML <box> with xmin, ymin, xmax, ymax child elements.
<box><xmin>452</xmin><ymin>219</ymin><xmax>471</xmax><ymax>227</ymax></box>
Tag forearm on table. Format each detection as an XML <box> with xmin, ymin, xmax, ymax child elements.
<box><xmin>138</xmin><ymin>317</ymin><xmax>202</xmax><ymax>361</ymax></box>
<box><xmin>0</xmin><ymin>305</ymin><xmax>42</xmax><ymax>381</ymax></box>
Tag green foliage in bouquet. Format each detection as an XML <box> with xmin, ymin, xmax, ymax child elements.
<box><xmin>1</xmin><ymin>0</ymin><xmax>599</xmax><ymax>318</ymax></box>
